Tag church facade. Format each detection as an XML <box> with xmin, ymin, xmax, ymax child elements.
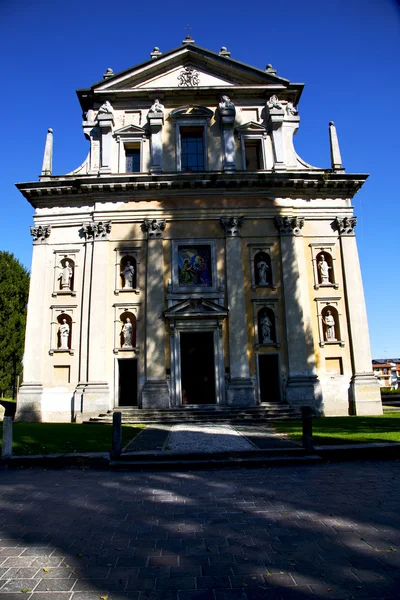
<box><xmin>16</xmin><ymin>39</ymin><xmax>382</xmax><ymax>422</ymax></box>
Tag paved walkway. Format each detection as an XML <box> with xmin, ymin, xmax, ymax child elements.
<box><xmin>1</xmin><ymin>460</ymin><xmax>400</xmax><ymax>599</ymax></box>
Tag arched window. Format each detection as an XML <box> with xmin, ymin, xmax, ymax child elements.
<box><xmin>316</xmin><ymin>251</ymin><xmax>333</xmax><ymax>285</ymax></box>
<box><xmin>321</xmin><ymin>306</ymin><xmax>340</xmax><ymax>342</ymax></box>
<box><xmin>59</xmin><ymin>258</ymin><xmax>75</xmax><ymax>291</ymax></box>
<box><xmin>254</xmin><ymin>252</ymin><xmax>272</xmax><ymax>286</ymax></box>
<box><xmin>258</xmin><ymin>307</ymin><xmax>276</xmax><ymax>344</ymax></box>
<box><xmin>120</xmin><ymin>311</ymin><xmax>137</xmax><ymax>348</ymax></box>
<box><xmin>120</xmin><ymin>256</ymin><xmax>137</xmax><ymax>290</ymax></box>
<box><xmin>57</xmin><ymin>313</ymin><xmax>72</xmax><ymax>350</ymax></box>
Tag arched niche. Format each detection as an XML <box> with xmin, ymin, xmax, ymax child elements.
<box><xmin>57</xmin><ymin>313</ymin><xmax>72</xmax><ymax>350</ymax></box>
<box><xmin>321</xmin><ymin>305</ymin><xmax>340</xmax><ymax>342</ymax></box>
<box><xmin>254</xmin><ymin>251</ymin><xmax>272</xmax><ymax>286</ymax></box>
<box><xmin>59</xmin><ymin>257</ymin><xmax>75</xmax><ymax>291</ymax></box>
<box><xmin>258</xmin><ymin>307</ymin><xmax>276</xmax><ymax>345</ymax></box>
<box><xmin>120</xmin><ymin>311</ymin><xmax>137</xmax><ymax>348</ymax></box>
<box><xmin>316</xmin><ymin>251</ymin><xmax>333</xmax><ymax>285</ymax></box>
<box><xmin>120</xmin><ymin>256</ymin><xmax>137</xmax><ymax>290</ymax></box>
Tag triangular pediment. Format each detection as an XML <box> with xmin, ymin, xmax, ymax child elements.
<box><xmin>86</xmin><ymin>45</ymin><xmax>290</xmax><ymax>94</ymax></box>
<box><xmin>236</xmin><ymin>121</ymin><xmax>267</xmax><ymax>134</ymax></box>
<box><xmin>165</xmin><ymin>297</ymin><xmax>228</xmax><ymax>319</ymax></box>
<box><xmin>113</xmin><ymin>124</ymin><xmax>147</xmax><ymax>136</ymax></box>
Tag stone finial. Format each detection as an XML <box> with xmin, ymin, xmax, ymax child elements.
<box><xmin>219</xmin><ymin>46</ymin><xmax>231</xmax><ymax>58</ymax></box>
<box><xmin>220</xmin><ymin>217</ymin><xmax>244</xmax><ymax>237</ymax></box>
<box><xmin>275</xmin><ymin>216</ymin><xmax>304</xmax><ymax>236</ymax></box>
<box><xmin>334</xmin><ymin>216</ymin><xmax>357</xmax><ymax>236</ymax></box>
<box><xmin>103</xmin><ymin>68</ymin><xmax>114</xmax><ymax>80</ymax></box>
<box><xmin>329</xmin><ymin>121</ymin><xmax>344</xmax><ymax>171</ymax></box>
<box><xmin>41</xmin><ymin>128</ymin><xmax>53</xmax><ymax>177</ymax></box>
<box><xmin>150</xmin><ymin>46</ymin><xmax>162</xmax><ymax>59</ymax></box>
<box><xmin>182</xmin><ymin>34</ymin><xmax>195</xmax><ymax>45</ymax></box>
<box><xmin>141</xmin><ymin>219</ymin><xmax>166</xmax><ymax>238</ymax></box>
<box><xmin>265</xmin><ymin>64</ymin><xmax>277</xmax><ymax>74</ymax></box>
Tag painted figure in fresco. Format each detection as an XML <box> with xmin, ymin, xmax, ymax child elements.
<box><xmin>323</xmin><ymin>310</ymin><xmax>336</xmax><ymax>341</ymax></box>
<box><xmin>256</xmin><ymin>258</ymin><xmax>269</xmax><ymax>285</ymax></box>
<box><xmin>121</xmin><ymin>318</ymin><xmax>133</xmax><ymax>348</ymax></box>
<box><xmin>178</xmin><ymin>247</ymin><xmax>212</xmax><ymax>287</ymax></box>
<box><xmin>121</xmin><ymin>261</ymin><xmax>135</xmax><ymax>289</ymax></box>
<box><xmin>318</xmin><ymin>254</ymin><xmax>331</xmax><ymax>284</ymax></box>
<box><xmin>59</xmin><ymin>260</ymin><xmax>73</xmax><ymax>290</ymax></box>
<box><xmin>260</xmin><ymin>313</ymin><xmax>273</xmax><ymax>344</ymax></box>
<box><xmin>58</xmin><ymin>319</ymin><xmax>70</xmax><ymax>349</ymax></box>
<box><xmin>194</xmin><ymin>256</ymin><xmax>211</xmax><ymax>286</ymax></box>
<box><xmin>179</xmin><ymin>258</ymin><xmax>196</xmax><ymax>286</ymax></box>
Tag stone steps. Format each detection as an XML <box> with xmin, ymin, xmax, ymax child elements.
<box><xmin>87</xmin><ymin>404</ymin><xmax>301</xmax><ymax>424</ymax></box>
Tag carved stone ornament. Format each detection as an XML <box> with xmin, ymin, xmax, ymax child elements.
<box><xmin>177</xmin><ymin>66</ymin><xmax>200</xmax><ymax>87</ymax></box>
<box><xmin>274</xmin><ymin>216</ymin><xmax>304</xmax><ymax>235</ymax></box>
<box><xmin>220</xmin><ymin>216</ymin><xmax>244</xmax><ymax>237</ymax></box>
<box><xmin>141</xmin><ymin>219</ymin><xmax>166</xmax><ymax>238</ymax></box>
<box><xmin>267</xmin><ymin>95</ymin><xmax>283</xmax><ymax>110</ymax></box>
<box><xmin>83</xmin><ymin>221</ymin><xmax>112</xmax><ymax>240</ymax></box>
<box><xmin>98</xmin><ymin>100</ymin><xmax>113</xmax><ymax>115</ymax></box>
<box><xmin>286</xmin><ymin>102</ymin><xmax>298</xmax><ymax>116</ymax></box>
<box><xmin>219</xmin><ymin>95</ymin><xmax>235</xmax><ymax>116</ymax></box>
<box><xmin>30</xmin><ymin>225</ymin><xmax>51</xmax><ymax>241</ymax></box>
<box><xmin>149</xmin><ymin>98</ymin><xmax>164</xmax><ymax>114</ymax></box>
<box><xmin>334</xmin><ymin>216</ymin><xmax>357</xmax><ymax>236</ymax></box>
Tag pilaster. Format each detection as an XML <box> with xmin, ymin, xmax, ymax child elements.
<box><xmin>220</xmin><ymin>217</ymin><xmax>256</xmax><ymax>406</ymax></box>
<box><xmin>97</xmin><ymin>104</ymin><xmax>114</xmax><ymax>173</ymax></box>
<box><xmin>275</xmin><ymin>216</ymin><xmax>322</xmax><ymax>409</ymax></box>
<box><xmin>141</xmin><ymin>219</ymin><xmax>170</xmax><ymax>408</ymax></box>
<box><xmin>335</xmin><ymin>216</ymin><xmax>382</xmax><ymax>415</ymax></box>
<box><xmin>148</xmin><ymin>100</ymin><xmax>164</xmax><ymax>173</ymax></box>
<box><xmin>219</xmin><ymin>96</ymin><xmax>236</xmax><ymax>172</ymax></box>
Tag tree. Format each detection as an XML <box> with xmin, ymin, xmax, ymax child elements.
<box><xmin>0</xmin><ymin>252</ymin><xmax>30</xmax><ymax>398</ymax></box>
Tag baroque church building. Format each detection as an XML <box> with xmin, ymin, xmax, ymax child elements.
<box><xmin>16</xmin><ymin>38</ymin><xmax>382</xmax><ymax>421</ymax></box>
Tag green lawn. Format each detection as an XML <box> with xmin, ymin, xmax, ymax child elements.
<box><xmin>273</xmin><ymin>412</ymin><xmax>400</xmax><ymax>445</ymax></box>
<box><xmin>0</xmin><ymin>423</ymin><xmax>145</xmax><ymax>455</ymax></box>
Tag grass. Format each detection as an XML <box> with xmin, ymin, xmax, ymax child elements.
<box><xmin>273</xmin><ymin>412</ymin><xmax>400</xmax><ymax>445</ymax></box>
<box><xmin>0</xmin><ymin>423</ymin><xmax>145</xmax><ymax>455</ymax></box>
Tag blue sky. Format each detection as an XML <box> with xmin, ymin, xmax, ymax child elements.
<box><xmin>1</xmin><ymin>0</ymin><xmax>399</xmax><ymax>358</ymax></box>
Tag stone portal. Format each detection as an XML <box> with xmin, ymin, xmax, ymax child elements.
<box><xmin>180</xmin><ymin>332</ymin><xmax>216</xmax><ymax>405</ymax></box>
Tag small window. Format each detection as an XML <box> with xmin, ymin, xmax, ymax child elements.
<box><xmin>244</xmin><ymin>140</ymin><xmax>262</xmax><ymax>170</ymax></box>
<box><xmin>180</xmin><ymin>127</ymin><xmax>204</xmax><ymax>172</ymax></box>
<box><xmin>126</xmin><ymin>146</ymin><xmax>140</xmax><ymax>173</ymax></box>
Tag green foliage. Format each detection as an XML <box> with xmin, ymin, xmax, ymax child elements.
<box><xmin>0</xmin><ymin>252</ymin><xmax>29</xmax><ymax>397</ymax></box>
<box><xmin>381</xmin><ymin>388</ymin><xmax>400</xmax><ymax>395</ymax></box>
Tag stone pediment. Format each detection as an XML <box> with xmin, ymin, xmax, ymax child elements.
<box><xmin>86</xmin><ymin>45</ymin><xmax>290</xmax><ymax>94</ymax></box>
<box><xmin>113</xmin><ymin>124</ymin><xmax>147</xmax><ymax>136</ymax></box>
<box><xmin>165</xmin><ymin>297</ymin><xmax>228</xmax><ymax>319</ymax></box>
<box><xmin>236</xmin><ymin>121</ymin><xmax>267</xmax><ymax>135</ymax></box>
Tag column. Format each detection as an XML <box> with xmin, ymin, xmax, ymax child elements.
<box><xmin>335</xmin><ymin>217</ymin><xmax>382</xmax><ymax>415</ymax></box>
<box><xmin>275</xmin><ymin>216</ymin><xmax>322</xmax><ymax>408</ymax></box>
<box><xmin>148</xmin><ymin>100</ymin><xmax>164</xmax><ymax>173</ymax></box>
<box><xmin>79</xmin><ymin>221</ymin><xmax>112</xmax><ymax>417</ymax></box>
<box><xmin>141</xmin><ymin>219</ymin><xmax>170</xmax><ymax>408</ymax></box>
<box><xmin>16</xmin><ymin>226</ymin><xmax>51</xmax><ymax>422</ymax></box>
<box><xmin>220</xmin><ymin>217</ymin><xmax>255</xmax><ymax>406</ymax></box>
<box><xmin>219</xmin><ymin>96</ymin><xmax>236</xmax><ymax>172</ymax></box>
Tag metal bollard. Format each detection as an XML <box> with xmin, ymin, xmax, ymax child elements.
<box><xmin>2</xmin><ymin>416</ymin><xmax>13</xmax><ymax>459</ymax></box>
<box><xmin>112</xmin><ymin>412</ymin><xmax>122</xmax><ymax>458</ymax></box>
<box><xmin>302</xmin><ymin>406</ymin><xmax>314</xmax><ymax>452</ymax></box>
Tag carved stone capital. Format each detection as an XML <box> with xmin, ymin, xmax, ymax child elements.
<box><xmin>220</xmin><ymin>216</ymin><xmax>244</xmax><ymax>237</ymax></box>
<box><xmin>30</xmin><ymin>225</ymin><xmax>51</xmax><ymax>242</ymax></box>
<box><xmin>141</xmin><ymin>219</ymin><xmax>166</xmax><ymax>238</ymax></box>
<box><xmin>334</xmin><ymin>216</ymin><xmax>357</xmax><ymax>236</ymax></box>
<box><xmin>274</xmin><ymin>216</ymin><xmax>304</xmax><ymax>236</ymax></box>
<box><xmin>82</xmin><ymin>221</ymin><xmax>112</xmax><ymax>240</ymax></box>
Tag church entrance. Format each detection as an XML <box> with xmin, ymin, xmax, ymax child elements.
<box><xmin>118</xmin><ymin>358</ymin><xmax>138</xmax><ymax>406</ymax></box>
<box><xmin>180</xmin><ymin>331</ymin><xmax>216</xmax><ymax>404</ymax></box>
<box><xmin>258</xmin><ymin>354</ymin><xmax>281</xmax><ymax>403</ymax></box>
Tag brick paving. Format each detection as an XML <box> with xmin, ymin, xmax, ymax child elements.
<box><xmin>0</xmin><ymin>461</ymin><xmax>400</xmax><ymax>599</ymax></box>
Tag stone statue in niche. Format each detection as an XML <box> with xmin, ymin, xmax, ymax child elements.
<box><xmin>150</xmin><ymin>98</ymin><xmax>164</xmax><ymax>114</ymax></box>
<box><xmin>318</xmin><ymin>254</ymin><xmax>331</xmax><ymax>284</ymax></box>
<box><xmin>58</xmin><ymin>319</ymin><xmax>70</xmax><ymax>349</ymax></box>
<box><xmin>121</xmin><ymin>318</ymin><xmax>133</xmax><ymax>348</ymax></box>
<box><xmin>256</xmin><ymin>257</ymin><xmax>269</xmax><ymax>285</ymax></box>
<box><xmin>121</xmin><ymin>261</ymin><xmax>135</xmax><ymax>289</ymax></box>
<box><xmin>59</xmin><ymin>260</ymin><xmax>73</xmax><ymax>290</ymax></box>
<box><xmin>323</xmin><ymin>310</ymin><xmax>336</xmax><ymax>341</ymax></box>
<box><xmin>260</xmin><ymin>313</ymin><xmax>273</xmax><ymax>344</ymax></box>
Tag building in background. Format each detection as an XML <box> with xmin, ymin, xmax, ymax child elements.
<box><xmin>372</xmin><ymin>359</ymin><xmax>400</xmax><ymax>389</ymax></box>
<box><xmin>15</xmin><ymin>39</ymin><xmax>382</xmax><ymax>421</ymax></box>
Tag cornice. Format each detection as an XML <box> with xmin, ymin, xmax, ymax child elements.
<box><xmin>16</xmin><ymin>171</ymin><xmax>368</xmax><ymax>207</ymax></box>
